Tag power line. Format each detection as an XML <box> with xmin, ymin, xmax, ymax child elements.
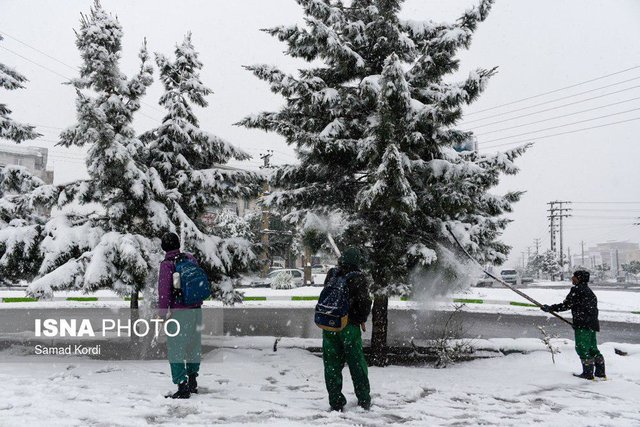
<box><xmin>481</xmin><ymin>116</ymin><xmax>640</xmax><ymax>150</ymax></box>
<box><xmin>35</xmin><ymin>124</ymin><xmax>65</xmax><ymax>131</ymax></box>
<box><xmin>463</xmin><ymin>81</ymin><xmax>640</xmax><ymax>127</ymax></box>
<box><xmin>464</xmin><ymin>65</ymin><xmax>640</xmax><ymax>116</ymax></box>
<box><xmin>0</xmin><ymin>29</ymin><xmax>79</xmax><ymax>72</ymax></box>
<box><xmin>477</xmin><ymin>106</ymin><xmax>640</xmax><ymax>145</ymax></box>
<box><xmin>0</xmin><ymin>45</ymin><xmax>73</xmax><ymax>82</ymax></box>
<box><xmin>572</xmin><ymin>201</ymin><xmax>640</xmax><ymax>205</ymax></box>
<box><xmin>571</xmin><ymin>208</ymin><xmax>640</xmax><ymax>212</ymax></box>
<box><xmin>571</xmin><ymin>215</ymin><xmax>639</xmax><ymax>220</ymax></box>
<box><xmin>0</xmin><ymin>36</ymin><xmax>165</xmax><ymax>117</ymax></box>
<box><xmin>474</xmin><ymin>96</ymin><xmax>640</xmax><ymax>136</ymax></box>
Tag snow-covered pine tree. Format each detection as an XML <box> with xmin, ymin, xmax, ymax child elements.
<box><xmin>0</xmin><ymin>35</ymin><xmax>52</xmax><ymax>285</ymax></box>
<box><xmin>240</xmin><ymin>0</ymin><xmax>527</xmax><ymax>363</ymax></box>
<box><xmin>140</xmin><ymin>34</ymin><xmax>260</xmax><ymax>303</ymax></box>
<box><xmin>540</xmin><ymin>250</ymin><xmax>561</xmax><ymax>280</ymax></box>
<box><xmin>525</xmin><ymin>253</ymin><xmax>544</xmax><ymax>279</ymax></box>
<box><xmin>0</xmin><ymin>35</ymin><xmax>40</xmax><ymax>143</ymax></box>
<box><xmin>25</xmin><ymin>0</ymin><xmax>169</xmax><ymax>308</ymax></box>
<box><xmin>0</xmin><ymin>167</ymin><xmax>59</xmax><ymax>285</ymax></box>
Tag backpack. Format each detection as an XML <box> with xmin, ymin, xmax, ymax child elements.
<box><xmin>314</xmin><ymin>271</ymin><xmax>358</xmax><ymax>332</ymax></box>
<box><xmin>172</xmin><ymin>254</ymin><xmax>211</xmax><ymax>305</ymax></box>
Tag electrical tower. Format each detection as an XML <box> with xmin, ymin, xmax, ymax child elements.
<box><xmin>547</xmin><ymin>201</ymin><xmax>572</xmax><ymax>280</ymax></box>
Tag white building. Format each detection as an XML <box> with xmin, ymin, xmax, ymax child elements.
<box><xmin>0</xmin><ymin>143</ymin><xmax>54</xmax><ymax>184</ymax></box>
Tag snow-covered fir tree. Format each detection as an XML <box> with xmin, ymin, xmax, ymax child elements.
<box><xmin>540</xmin><ymin>250</ymin><xmax>561</xmax><ymax>280</ymax></box>
<box><xmin>140</xmin><ymin>33</ymin><xmax>260</xmax><ymax>303</ymax></box>
<box><xmin>0</xmin><ymin>34</ymin><xmax>52</xmax><ymax>284</ymax></box>
<box><xmin>525</xmin><ymin>253</ymin><xmax>543</xmax><ymax>278</ymax></box>
<box><xmin>0</xmin><ymin>167</ymin><xmax>58</xmax><ymax>285</ymax></box>
<box><xmin>0</xmin><ymin>35</ymin><xmax>40</xmax><ymax>143</ymax></box>
<box><xmin>24</xmin><ymin>1</ymin><xmax>168</xmax><ymax>306</ymax></box>
<box><xmin>240</xmin><ymin>0</ymin><xmax>526</xmax><ymax>363</ymax></box>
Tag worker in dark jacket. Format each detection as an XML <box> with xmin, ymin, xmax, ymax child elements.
<box><xmin>542</xmin><ymin>270</ymin><xmax>605</xmax><ymax>380</ymax></box>
<box><xmin>322</xmin><ymin>247</ymin><xmax>372</xmax><ymax>411</ymax></box>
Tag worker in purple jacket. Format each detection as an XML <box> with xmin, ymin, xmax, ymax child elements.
<box><xmin>158</xmin><ymin>232</ymin><xmax>202</xmax><ymax>399</ymax></box>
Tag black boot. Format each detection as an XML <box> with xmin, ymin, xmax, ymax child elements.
<box><xmin>170</xmin><ymin>381</ymin><xmax>191</xmax><ymax>399</ymax></box>
<box><xmin>594</xmin><ymin>355</ymin><xmax>606</xmax><ymax>379</ymax></box>
<box><xmin>573</xmin><ymin>360</ymin><xmax>594</xmax><ymax>380</ymax></box>
<box><xmin>187</xmin><ymin>373</ymin><xmax>198</xmax><ymax>394</ymax></box>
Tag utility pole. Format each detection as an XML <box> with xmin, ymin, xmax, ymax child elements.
<box><xmin>259</xmin><ymin>151</ymin><xmax>273</xmax><ymax>278</ymax></box>
<box><xmin>567</xmin><ymin>247</ymin><xmax>572</xmax><ymax>270</ymax></box>
<box><xmin>547</xmin><ymin>201</ymin><xmax>572</xmax><ymax>280</ymax></box>
<box><xmin>581</xmin><ymin>241</ymin><xmax>585</xmax><ymax>267</ymax></box>
<box><xmin>533</xmin><ymin>238</ymin><xmax>541</xmax><ymax>255</ymax></box>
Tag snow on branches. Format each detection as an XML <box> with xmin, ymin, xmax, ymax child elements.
<box><xmin>241</xmin><ymin>0</ymin><xmax>524</xmax><ymax>300</ymax></box>
<box><xmin>140</xmin><ymin>32</ymin><xmax>261</xmax><ymax>304</ymax></box>
<box><xmin>0</xmin><ymin>35</ymin><xmax>41</xmax><ymax>143</ymax></box>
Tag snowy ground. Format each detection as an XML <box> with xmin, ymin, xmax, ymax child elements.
<box><xmin>0</xmin><ymin>338</ymin><xmax>639</xmax><ymax>426</ymax></box>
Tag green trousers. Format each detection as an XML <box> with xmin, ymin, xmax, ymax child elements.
<box><xmin>166</xmin><ymin>309</ymin><xmax>202</xmax><ymax>385</ymax></box>
<box><xmin>574</xmin><ymin>328</ymin><xmax>602</xmax><ymax>361</ymax></box>
<box><xmin>322</xmin><ymin>323</ymin><xmax>371</xmax><ymax>409</ymax></box>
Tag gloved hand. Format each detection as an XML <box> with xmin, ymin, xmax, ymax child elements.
<box><xmin>541</xmin><ymin>304</ymin><xmax>551</xmax><ymax>312</ymax></box>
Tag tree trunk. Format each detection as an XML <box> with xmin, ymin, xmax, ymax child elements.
<box><xmin>370</xmin><ymin>294</ymin><xmax>389</xmax><ymax>366</ymax></box>
<box><xmin>130</xmin><ymin>290</ymin><xmax>139</xmax><ymax>309</ymax></box>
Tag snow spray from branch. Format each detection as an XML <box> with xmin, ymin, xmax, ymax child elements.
<box><xmin>408</xmin><ymin>243</ymin><xmax>481</xmax><ymax>303</ymax></box>
<box><xmin>301</xmin><ymin>212</ymin><xmax>348</xmax><ymax>237</ymax></box>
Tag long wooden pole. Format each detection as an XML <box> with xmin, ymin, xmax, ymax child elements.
<box><xmin>446</xmin><ymin>225</ymin><xmax>573</xmax><ymax>327</ymax></box>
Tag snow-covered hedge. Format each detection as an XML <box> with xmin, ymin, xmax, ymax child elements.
<box><xmin>270</xmin><ymin>272</ymin><xmax>296</xmax><ymax>290</ymax></box>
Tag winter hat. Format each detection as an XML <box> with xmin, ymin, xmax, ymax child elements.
<box><xmin>161</xmin><ymin>232</ymin><xmax>180</xmax><ymax>252</ymax></box>
<box><xmin>573</xmin><ymin>270</ymin><xmax>590</xmax><ymax>283</ymax></box>
<box><xmin>339</xmin><ymin>247</ymin><xmax>362</xmax><ymax>269</ymax></box>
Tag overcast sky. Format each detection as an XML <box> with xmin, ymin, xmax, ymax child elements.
<box><xmin>2</xmin><ymin>0</ymin><xmax>640</xmax><ymax>267</ymax></box>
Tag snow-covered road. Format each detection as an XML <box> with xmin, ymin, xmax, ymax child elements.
<box><xmin>0</xmin><ymin>339</ymin><xmax>639</xmax><ymax>426</ymax></box>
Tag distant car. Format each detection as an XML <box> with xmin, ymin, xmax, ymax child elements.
<box><xmin>311</xmin><ymin>264</ymin><xmax>334</xmax><ymax>274</ymax></box>
<box><xmin>475</xmin><ymin>275</ymin><xmax>495</xmax><ymax>287</ymax></box>
<box><xmin>250</xmin><ymin>269</ymin><xmax>305</xmax><ymax>288</ymax></box>
<box><xmin>271</xmin><ymin>259</ymin><xmax>286</xmax><ymax>269</ymax></box>
<box><xmin>500</xmin><ymin>269</ymin><xmax>519</xmax><ymax>285</ymax></box>
<box><xmin>521</xmin><ymin>276</ymin><xmax>534</xmax><ymax>284</ymax></box>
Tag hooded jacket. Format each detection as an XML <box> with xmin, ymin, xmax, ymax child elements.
<box><xmin>549</xmin><ymin>282</ymin><xmax>599</xmax><ymax>331</ymax></box>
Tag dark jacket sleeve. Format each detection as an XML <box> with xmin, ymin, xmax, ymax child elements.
<box><xmin>348</xmin><ymin>272</ymin><xmax>372</xmax><ymax>324</ymax></box>
<box><xmin>549</xmin><ymin>287</ymin><xmax>575</xmax><ymax>312</ymax></box>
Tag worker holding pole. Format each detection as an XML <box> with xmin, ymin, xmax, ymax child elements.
<box><xmin>541</xmin><ymin>270</ymin><xmax>606</xmax><ymax>380</ymax></box>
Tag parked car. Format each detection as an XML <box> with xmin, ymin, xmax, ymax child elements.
<box><xmin>250</xmin><ymin>269</ymin><xmax>305</xmax><ymax>288</ymax></box>
<box><xmin>521</xmin><ymin>276</ymin><xmax>534</xmax><ymax>284</ymax></box>
<box><xmin>475</xmin><ymin>274</ymin><xmax>495</xmax><ymax>287</ymax></box>
<box><xmin>500</xmin><ymin>269</ymin><xmax>519</xmax><ymax>285</ymax></box>
<box><xmin>271</xmin><ymin>259</ymin><xmax>286</xmax><ymax>269</ymax></box>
